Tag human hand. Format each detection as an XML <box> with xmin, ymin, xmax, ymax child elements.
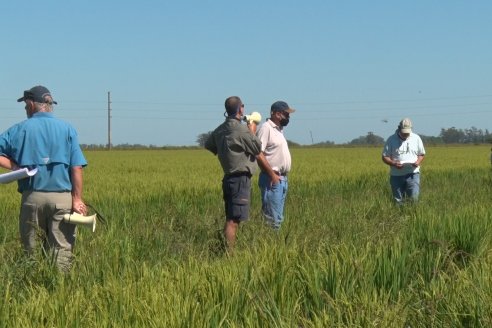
<box><xmin>247</xmin><ymin>121</ymin><xmax>257</xmax><ymax>134</ymax></box>
<box><xmin>72</xmin><ymin>199</ymin><xmax>87</xmax><ymax>215</ymax></box>
<box><xmin>270</xmin><ymin>173</ymin><xmax>281</xmax><ymax>186</ymax></box>
<box><xmin>394</xmin><ymin>161</ymin><xmax>404</xmax><ymax>169</ymax></box>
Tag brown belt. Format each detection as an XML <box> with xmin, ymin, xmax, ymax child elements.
<box><xmin>273</xmin><ymin>170</ymin><xmax>287</xmax><ymax>176</ymax></box>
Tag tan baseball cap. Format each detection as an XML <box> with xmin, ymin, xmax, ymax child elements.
<box><xmin>399</xmin><ymin>118</ymin><xmax>412</xmax><ymax>133</ymax></box>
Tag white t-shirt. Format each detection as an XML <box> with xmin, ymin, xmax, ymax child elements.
<box><xmin>382</xmin><ymin>131</ymin><xmax>426</xmax><ymax>176</ymax></box>
<box><xmin>256</xmin><ymin>119</ymin><xmax>291</xmax><ymax>174</ymax></box>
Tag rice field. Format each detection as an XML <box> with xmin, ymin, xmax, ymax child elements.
<box><xmin>1</xmin><ymin>145</ymin><xmax>491</xmax><ymax>327</ymax></box>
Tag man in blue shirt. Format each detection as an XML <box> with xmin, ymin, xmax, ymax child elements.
<box><xmin>0</xmin><ymin>85</ymin><xmax>88</xmax><ymax>272</ymax></box>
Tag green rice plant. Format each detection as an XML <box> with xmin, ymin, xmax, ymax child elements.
<box><xmin>370</xmin><ymin>238</ymin><xmax>412</xmax><ymax>299</ymax></box>
<box><xmin>1</xmin><ymin>145</ymin><xmax>492</xmax><ymax>326</ymax></box>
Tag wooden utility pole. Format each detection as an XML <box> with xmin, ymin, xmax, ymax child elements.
<box><xmin>107</xmin><ymin>91</ymin><xmax>112</xmax><ymax>150</ymax></box>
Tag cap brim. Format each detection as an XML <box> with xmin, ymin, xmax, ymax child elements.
<box><xmin>285</xmin><ymin>108</ymin><xmax>295</xmax><ymax>113</ymax></box>
<box><xmin>17</xmin><ymin>97</ymin><xmax>57</xmax><ymax>105</ymax></box>
<box><xmin>401</xmin><ymin>128</ymin><xmax>412</xmax><ymax>133</ymax></box>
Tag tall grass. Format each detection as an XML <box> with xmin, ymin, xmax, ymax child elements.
<box><xmin>1</xmin><ymin>145</ymin><xmax>491</xmax><ymax>327</ymax></box>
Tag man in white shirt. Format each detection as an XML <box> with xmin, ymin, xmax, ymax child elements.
<box><xmin>382</xmin><ymin>118</ymin><xmax>426</xmax><ymax>204</ymax></box>
<box><xmin>257</xmin><ymin>101</ymin><xmax>295</xmax><ymax>230</ymax></box>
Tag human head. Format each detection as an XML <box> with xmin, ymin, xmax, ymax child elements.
<box><xmin>398</xmin><ymin>118</ymin><xmax>412</xmax><ymax>133</ymax></box>
<box><xmin>270</xmin><ymin>100</ymin><xmax>295</xmax><ymax>127</ymax></box>
<box><xmin>18</xmin><ymin>85</ymin><xmax>57</xmax><ymax>105</ymax></box>
<box><xmin>224</xmin><ymin>96</ymin><xmax>244</xmax><ymax>117</ymax></box>
<box><xmin>398</xmin><ymin>118</ymin><xmax>412</xmax><ymax>139</ymax></box>
<box><xmin>18</xmin><ymin>85</ymin><xmax>57</xmax><ymax>118</ymax></box>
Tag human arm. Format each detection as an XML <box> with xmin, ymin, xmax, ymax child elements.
<box><xmin>412</xmin><ymin>138</ymin><xmax>425</xmax><ymax>167</ymax></box>
<box><xmin>71</xmin><ymin>166</ymin><xmax>87</xmax><ymax>215</ymax></box>
<box><xmin>0</xmin><ymin>156</ymin><xmax>18</xmax><ymax>170</ymax></box>
<box><xmin>0</xmin><ymin>130</ymin><xmax>18</xmax><ymax>170</ymax></box>
<box><xmin>254</xmin><ymin>123</ymin><xmax>279</xmax><ymax>184</ymax></box>
<box><xmin>382</xmin><ymin>155</ymin><xmax>404</xmax><ymax>169</ymax></box>
<box><xmin>412</xmin><ymin>155</ymin><xmax>425</xmax><ymax>167</ymax></box>
<box><xmin>204</xmin><ymin>132</ymin><xmax>217</xmax><ymax>155</ymax></box>
<box><xmin>256</xmin><ymin>152</ymin><xmax>280</xmax><ymax>185</ymax></box>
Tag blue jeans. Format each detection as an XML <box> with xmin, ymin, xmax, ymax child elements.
<box><xmin>390</xmin><ymin>173</ymin><xmax>420</xmax><ymax>205</ymax></box>
<box><xmin>258</xmin><ymin>172</ymin><xmax>288</xmax><ymax>230</ymax></box>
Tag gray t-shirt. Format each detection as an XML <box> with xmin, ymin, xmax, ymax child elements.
<box><xmin>205</xmin><ymin>118</ymin><xmax>261</xmax><ymax>175</ymax></box>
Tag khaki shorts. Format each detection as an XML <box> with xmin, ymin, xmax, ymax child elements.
<box><xmin>20</xmin><ymin>191</ymin><xmax>75</xmax><ymax>271</ymax></box>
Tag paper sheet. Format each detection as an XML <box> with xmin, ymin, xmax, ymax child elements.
<box><xmin>398</xmin><ymin>161</ymin><xmax>415</xmax><ymax>167</ymax></box>
<box><xmin>0</xmin><ymin>168</ymin><xmax>38</xmax><ymax>184</ymax></box>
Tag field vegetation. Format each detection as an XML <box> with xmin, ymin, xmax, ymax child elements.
<box><xmin>1</xmin><ymin>145</ymin><xmax>491</xmax><ymax>327</ymax></box>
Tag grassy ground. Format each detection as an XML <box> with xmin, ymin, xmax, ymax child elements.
<box><xmin>1</xmin><ymin>145</ymin><xmax>491</xmax><ymax>327</ymax></box>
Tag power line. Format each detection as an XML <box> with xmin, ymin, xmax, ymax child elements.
<box><xmin>1</xmin><ymin>92</ymin><xmax>492</xmax><ymax>107</ymax></box>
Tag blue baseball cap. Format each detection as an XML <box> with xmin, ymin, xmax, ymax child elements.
<box><xmin>17</xmin><ymin>85</ymin><xmax>57</xmax><ymax>104</ymax></box>
<box><xmin>271</xmin><ymin>101</ymin><xmax>295</xmax><ymax>113</ymax></box>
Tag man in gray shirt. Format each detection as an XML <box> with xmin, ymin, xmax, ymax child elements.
<box><xmin>205</xmin><ymin>96</ymin><xmax>279</xmax><ymax>253</ymax></box>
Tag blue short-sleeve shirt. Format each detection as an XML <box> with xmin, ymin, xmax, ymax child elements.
<box><xmin>0</xmin><ymin>112</ymin><xmax>87</xmax><ymax>192</ymax></box>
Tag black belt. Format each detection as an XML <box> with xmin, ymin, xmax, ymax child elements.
<box><xmin>225</xmin><ymin>171</ymin><xmax>252</xmax><ymax>178</ymax></box>
<box><xmin>273</xmin><ymin>170</ymin><xmax>287</xmax><ymax>176</ymax></box>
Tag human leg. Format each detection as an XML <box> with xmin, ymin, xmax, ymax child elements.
<box><xmin>405</xmin><ymin>173</ymin><xmax>420</xmax><ymax>202</ymax></box>
<box><xmin>45</xmin><ymin>192</ymin><xmax>76</xmax><ymax>272</ymax></box>
<box><xmin>223</xmin><ymin>219</ymin><xmax>239</xmax><ymax>254</ymax></box>
<box><xmin>259</xmin><ymin>173</ymin><xmax>288</xmax><ymax>230</ymax></box>
<box><xmin>21</xmin><ymin>192</ymin><xmax>75</xmax><ymax>271</ymax></box>
<box><xmin>389</xmin><ymin>175</ymin><xmax>405</xmax><ymax>205</ymax></box>
<box><xmin>258</xmin><ymin>172</ymin><xmax>275</xmax><ymax>226</ymax></box>
<box><xmin>222</xmin><ymin>175</ymin><xmax>251</xmax><ymax>252</ymax></box>
<box><xmin>19</xmin><ymin>191</ymin><xmax>45</xmax><ymax>255</ymax></box>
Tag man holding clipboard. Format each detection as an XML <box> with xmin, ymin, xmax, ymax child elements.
<box><xmin>382</xmin><ymin>118</ymin><xmax>426</xmax><ymax>205</ymax></box>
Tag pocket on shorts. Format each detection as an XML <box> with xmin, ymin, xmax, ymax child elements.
<box><xmin>20</xmin><ymin>202</ymin><xmax>38</xmax><ymax>224</ymax></box>
<box><xmin>54</xmin><ymin>203</ymin><xmax>71</xmax><ymax>222</ymax></box>
<box><xmin>232</xmin><ymin>178</ymin><xmax>250</xmax><ymax>205</ymax></box>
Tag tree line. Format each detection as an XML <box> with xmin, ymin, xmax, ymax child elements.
<box><xmin>343</xmin><ymin>127</ymin><xmax>492</xmax><ymax>146</ymax></box>
<box><xmin>79</xmin><ymin>126</ymin><xmax>492</xmax><ymax>150</ymax></box>
<box><xmin>197</xmin><ymin>126</ymin><xmax>492</xmax><ymax>148</ymax></box>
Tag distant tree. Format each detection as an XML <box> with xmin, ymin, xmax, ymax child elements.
<box><xmin>311</xmin><ymin>140</ymin><xmax>335</xmax><ymax>147</ymax></box>
<box><xmin>440</xmin><ymin>127</ymin><xmax>465</xmax><ymax>144</ymax></box>
<box><xmin>464</xmin><ymin>126</ymin><xmax>485</xmax><ymax>144</ymax></box>
<box><xmin>349</xmin><ymin>132</ymin><xmax>384</xmax><ymax>145</ymax></box>
<box><xmin>486</xmin><ymin>129</ymin><xmax>492</xmax><ymax>144</ymax></box>
<box><xmin>419</xmin><ymin>135</ymin><xmax>443</xmax><ymax>145</ymax></box>
<box><xmin>196</xmin><ymin>131</ymin><xmax>213</xmax><ymax>147</ymax></box>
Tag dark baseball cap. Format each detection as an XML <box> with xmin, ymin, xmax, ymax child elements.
<box><xmin>17</xmin><ymin>85</ymin><xmax>57</xmax><ymax>104</ymax></box>
<box><xmin>271</xmin><ymin>101</ymin><xmax>295</xmax><ymax>113</ymax></box>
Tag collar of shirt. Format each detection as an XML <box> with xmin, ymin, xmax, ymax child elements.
<box><xmin>267</xmin><ymin>118</ymin><xmax>282</xmax><ymax>131</ymax></box>
<box><xmin>226</xmin><ymin>116</ymin><xmax>241</xmax><ymax>123</ymax></box>
<box><xmin>32</xmin><ymin>112</ymin><xmax>54</xmax><ymax>119</ymax></box>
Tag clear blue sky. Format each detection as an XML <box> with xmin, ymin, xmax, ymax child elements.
<box><xmin>1</xmin><ymin>1</ymin><xmax>491</xmax><ymax>146</ymax></box>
